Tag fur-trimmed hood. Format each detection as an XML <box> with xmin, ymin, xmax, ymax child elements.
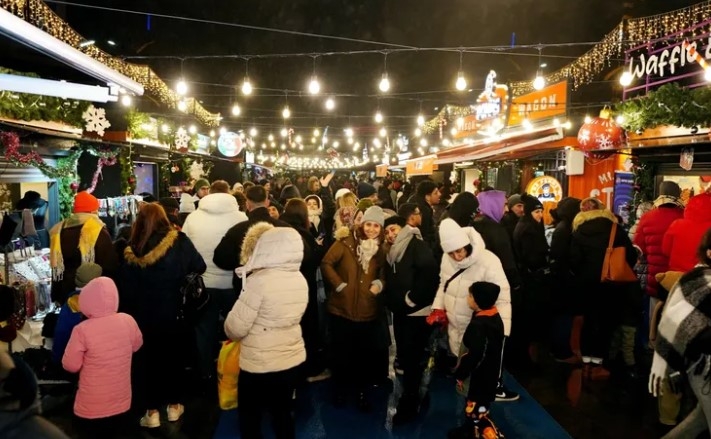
<box><xmin>572</xmin><ymin>209</ymin><xmax>617</xmax><ymax>231</ymax></box>
<box><xmin>334</xmin><ymin>226</ymin><xmax>351</xmax><ymax>241</ymax></box>
<box><xmin>124</xmin><ymin>229</ymin><xmax>178</xmax><ymax>268</ymax></box>
<box><xmin>238</xmin><ymin>222</ymin><xmax>303</xmax><ymax>276</ymax></box>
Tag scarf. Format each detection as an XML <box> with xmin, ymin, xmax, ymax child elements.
<box><xmin>653</xmin><ymin>266</ymin><xmax>711</xmax><ymax>377</ymax></box>
<box><xmin>308</xmin><ymin>206</ymin><xmax>322</xmax><ymax>230</ymax></box>
<box><xmin>387</xmin><ymin>226</ymin><xmax>422</xmax><ymax>266</ymax></box>
<box><xmin>357</xmin><ymin>237</ymin><xmax>379</xmax><ymax>273</ymax></box>
<box><xmin>49</xmin><ymin>214</ymin><xmax>104</xmax><ymax>281</ymax></box>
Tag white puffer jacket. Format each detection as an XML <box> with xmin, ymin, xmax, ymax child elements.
<box><xmin>224</xmin><ymin>223</ymin><xmax>308</xmax><ymax>373</ymax></box>
<box><xmin>182</xmin><ymin>193</ymin><xmax>247</xmax><ymax>289</ymax></box>
<box><xmin>432</xmin><ymin>227</ymin><xmax>511</xmax><ymax>355</ymax></box>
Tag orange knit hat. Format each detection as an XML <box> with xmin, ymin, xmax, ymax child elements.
<box><xmin>73</xmin><ymin>191</ymin><xmax>100</xmax><ymax>213</ymax></box>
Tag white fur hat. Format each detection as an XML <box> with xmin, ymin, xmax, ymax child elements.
<box><xmin>439</xmin><ymin>218</ymin><xmax>470</xmax><ymax>253</ymax></box>
<box><xmin>335</xmin><ymin>188</ymin><xmax>352</xmax><ymax>200</ymax></box>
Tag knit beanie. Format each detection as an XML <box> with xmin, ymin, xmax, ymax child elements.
<box><xmin>384</xmin><ymin>215</ymin><xmax>406</xmax><ymax>229</ymax></box>
<box><xmin>361</xmin><ymin>206</ymin><xmax>385</xmax><ymax>227</ymax></box>
<box><xmin>75</xmin><ymin>262</ymin><xmax>103</xmax><ymax>288</ymax></box>
<box><xmin>470</xmin><ymin>281</ymin><xmax>500</xmax><ymax>310</ymax></box>
<box><xmin>194</xmin><ymin>178</ymin><xmax>210</xmax><ymax>191</ymax></box>
<box><xmin>507</xmin><ymin>194</ymin><xmax>523</xmax><ymax>210</ymax></box>
<box><xmin>521</xmin><ymin>193</ymin><xmax>543</xmax><ymax>215</ymax></box>
<box><xmin>179</xmin><ymin>193</ymin><xmax>196</xmax><ymax>213</ymax></box>
<box><xmin>73</xmin><ymin>191</ymin><xmax>100</xmax><ymax>213</ymax></box>
<box><xmin>659</xmin><ymin>181</ymin><xmax>682</xmax><ymax>198</ymax></box>
<box><xmin>280</xmin><ymin>184</ymin><xmax>301</xmax><ymax>203</ymax></box>
<box><xmin>358</xmin><ymin>182</ymin><xmax>377</xmax><ymax>199</ymax></box>
<box><xmin>357</xmin><ymin>198</ymin><xmax>374</xmax><ymax>213</ymax></box>
<box><xmin>335</xmin><ymin>188</ymin><xmax>352</xmax><ymax>201</ymax></box>
<box><xmin>159</xmin><ymin>197</ymin><xmax>179</xmax><ymax>211</ymax></box>
<box><xmin>439</xmin><ymin>218</ymin><xmax>470</xmax><ymax>253</ymax></box>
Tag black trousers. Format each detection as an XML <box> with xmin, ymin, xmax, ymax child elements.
<box><xmin>392</xmin><ymin>313</ymin><xmax>432</xmax><ymax>397</ymax></box>
<box><xmin>74</xmin><ymin>412</ymin><xmax>129</xmax><ymax>439</ymax></box>
<box><xmin>238</xmin><ymin>365</ymin><xmax>300</xmax><ymax>439</ymax></box>
<box><xmin>330</xmin><ymin>314</ymin><xmax>388</xmax><ymax>392</ymax></box>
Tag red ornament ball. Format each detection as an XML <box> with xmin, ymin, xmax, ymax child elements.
<box><xmin>473</xmin><ymin>179</ymin><xmax>480</xmax><ymax>187</ymax></box>
<box><xmin>128</xmin><ymin>176</ymin><xmax>136</xmax><ymax>185</ymax></box>
<box><xmin>69</xmin><ymin>181</ymin><xmax>79</xmax><ymax>191</ymax></box>
<box><xmin>577</xmin><ymin>117</ymin><xmax>625</xmax><ymax>152</ymax></box>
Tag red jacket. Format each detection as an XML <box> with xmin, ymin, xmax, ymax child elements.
<box><xmin>663</xmin><ymin>193</ymin><xmax>711</xmax><ymax>272</ymax></box>
<box><xmin>633</xmin><ymin>205</ymin><xmax>684</xmax><ymax>296</ymax></box>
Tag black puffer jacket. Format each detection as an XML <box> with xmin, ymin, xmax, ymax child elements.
<box><xmin>549</xmin><ymin>197</ymin><xmax>581</xmax><ymax>278</ymax></box>
<box><xmin>513</xmin><ymin>216</ymin><xmax>549</xmax><ymax>272</ymax></box>
<box><xmin>473</xmin><ymin>216</ymin><xmax>521</xmax><ymax>291</ymax></box>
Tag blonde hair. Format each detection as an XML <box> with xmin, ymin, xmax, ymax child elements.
<box><xmin>337</xmin><ymin>191</ymin><xmax>358</xmax><ymax>209</ymax></box>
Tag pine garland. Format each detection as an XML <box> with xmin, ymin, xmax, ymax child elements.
<box><xmin>616</xmin><ymin>83</ymin><xmax>711</xmax><ymax>132</ymax></box>
<box><xmin>120</xmin><ymin>148</ymin><xmax>136</xmax><ymax>195</ymax></box>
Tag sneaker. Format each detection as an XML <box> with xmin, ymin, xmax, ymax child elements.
<box><xmin>167</xmin><ymin>404</ymin><xmax>184</xmax><ymax>422</ymax></box>
<box><xmin>554</xmin><ymin>354</ymin><xmax>582</xmax><ymax>365</ymax></box>
<box><xmin>306</xmin><ymin>368</ymin><xmax>332</xmax><ymax>383</ymax></box>
<box><xmin>495</xmin><ymin>386</ymin><xmax>520</xmax><ymax>402</ymax></box>
<box><xmin>590</xmin><ymin>366</ymin><xmax>611</xmax><ymax>381</ymax></box>
<box><xmin>140</xmin><ymin>411</ymin><xmax>160</xmax><ymax>428</ymax></box>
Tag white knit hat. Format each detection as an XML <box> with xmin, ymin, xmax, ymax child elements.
<box><xmin>361</xmin><ymin>206</ymin><xmax>385</xmax><ymax>227</ymax></box>
<box><xmin>179</xmin><ymin>193</ymin><xmax>196</xmax><ymax>213</ymax></box>
<box><xmin>335</xmin><ymin>188</ymin><xmax>352</xmax><ymax>200</ymax></box>
<box><xmin>439</xmin><ymin>218</ymin><xmax>470</xmax><ymax>253</ymax></box>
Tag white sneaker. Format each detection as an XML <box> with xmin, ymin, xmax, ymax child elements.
<box><xmin>167</xmin><ymin>404</ymin><xmax>184</xmax><ymax>422</ymax></box>
<box><xmin>306</xmin><ymin>368</ymin><xmax>332</xmax><ymax>383</ymax></box>
<box><xmin>140</xmin><ymin>411</ymin><xmax>160</xmax><ymax>428</ymax></box>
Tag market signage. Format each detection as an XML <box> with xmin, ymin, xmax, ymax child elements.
<box><xmin>405</xmin><ymin>155</ymin><xmax>436</xmax><ymax>177</ymax></box>
<box><xmin>453</xmin><ymin>70</ymin><xmax>508</xmax><ymax>139</ymax></box>
<box><xmin>508</xmin><ymin>81</ymin><xmax>567</xmax><ymax>127</ymax></box>
<box><xmin>217</xmin><ymin>132</ymin><xmax>244</xmax><ymax>157</ymax></box>
<box><xmin>623</xmin><ymin>18</ymin><xmax>711</xmax><ymax>98</ymax></box>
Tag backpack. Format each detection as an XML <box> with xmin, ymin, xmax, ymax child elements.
<box><xmin>178</xmin><ymin>272</ymin><xmax>209</xmax><ymax>323</ymax></box>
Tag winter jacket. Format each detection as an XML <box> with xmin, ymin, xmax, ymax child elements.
<box><xmin>182</xmin><ymin>193</ymin><xmax>247</xmax><ymax>289</ymax></box>
<box><xmin>50</xmin><ymin>216</ymin><xmax>118</xmax><ymax>304</ymax></box>
<box><xmin>501</xmin><ymin>211</ymin><xmax>520</xmax><ymax>243</ymax></box>
<box><xmin>549</xmin><ymin>198</ymin><xmax>581</xmax><ymax>309</ymax></box>
<box><xmin>408</xmin><ymin>194</ymin><xmax>437</xmax><ymax>251</ymax></box>
<box><xmin>384</xmin><ymin>226</ymin><xmax>439</xmax><ymax>315</ymax></box>
<box><xmin>633</xmin><ymin>205</ymin><xmax>684</xmax><ymax>297</ymax></box>
<box><xmin>118</xmin><ymin>229</ymin><xmax>206</xmax><ymax>331</ymax></box>
<box><xmin>513</xmin><ymin>216</ymin><xmax>549</xmax><ymax>272</ymax></box>
<box><xmin>281</xmin><ymin>215</ymin><xmax>326</xmax><ymax>306</ymax></box>
<box><xmin>570</xmin><ymin>210</ymin><xmax>639</xmax><ymax>308</ymax></box>
<box><xmin>224</xmin><ymin>224</ymin><xmax>308</xmax><ymax>373</ymax></box>
<box><xmin>0</xmin><ymin>352</ymin><xmax>71</xmax><ymax>439</ymax></box>
<box><xmin>305</xmin><ymin>189</ymin><xmax>336</xmax><ymax>249</ymax></box>
<box><xmin>454</xmin><ymin>308</ymin><xmax>504</xmax><ymax>403</ymax></box>
<box><xmin>62</xmin><ymin>277</ymin><xmax>143</xmax><ymax>419</ymax></box>
<box><xmin>663</xmin><ymin>193</ymin><xmax>711</xmax><ymax>272</ymax></box>
<box><xmin>213</xmin><ymin>207</ymin><xmax>292</xmax><ymax>294</ymax></box>
<box><xmin>52</xmin><ymin>290</ymin><xmax>83</xmax><ymax>364</ymax></box>
<box><xmin>321</xmin><ymin>227</ymin><xmax>386</xmax><ymax>322</ymax></box>
<box><xmin>432</xmin><ymin>227</ymin><xmax>511</xmax><ymax>354</ymax></box>
<box><xmin>472</xmin><ymin>216</ymin><xmax>521</xmax><ymax>291</ymax></box>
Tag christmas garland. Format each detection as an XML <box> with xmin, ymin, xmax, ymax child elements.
<box><xmin>422</xmin><ymin>105</ymin><xmax>474</xmax><ymax>135</ymax></box>
<box><xmin>615</xmin><ymin>83</ymin><xmax>711</xmax><ymax>132</ymax></box>
<box><xmin>120</xmin><ymin>148</ymin><xmax>137</xmax><ymax>195</ymax></box>
<box><xmin>83</xmin><ymin>147</ymin><xmax>120</xmax><ymax>194</ymax></box>
<box><xmin>158</xmin><ymin>156</ymin><xmax>192</xmax><ymax>197</ymax></box>
<box><xmin>125</xmin><ymin>109</ymin><xmax>199</xmax><ymax>150</ymax></box>
<box><xmin>629</xmin><ymin>158</ymin><xmax>656</xmax><ymax>227</ymax></box>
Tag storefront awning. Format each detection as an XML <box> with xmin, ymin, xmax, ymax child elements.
<box><xmin>435</xmin><ymin>127</ymin><xmax>573</xmax><ymax>164</ymax></box>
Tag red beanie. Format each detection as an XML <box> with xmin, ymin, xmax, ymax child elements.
<box><xmin>73</xmin><ymin>191</ymin><xmax>100</xmax><ymax>213</ymax></box>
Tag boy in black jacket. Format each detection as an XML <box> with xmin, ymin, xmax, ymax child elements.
<box><xmin>449</xmin><ymin>281</ymin><xmax>505</xmax><ymax>439</ymax></box>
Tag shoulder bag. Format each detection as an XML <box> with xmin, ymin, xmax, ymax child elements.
<box><xmin>601</xmin><ymin>223</ymin><xmax>638</xmax><ymax>283</ymax></box>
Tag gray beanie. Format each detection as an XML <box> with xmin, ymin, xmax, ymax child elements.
<box><xmin>507</xmin><ymin>194</ymin><xmax>523</xmax><ymax>210</ymax></box>
<box><xmin>659</xmin><ymin>181</ymin><xmax>681</xmax><ymax>198</ymax></box>
<box><xmin>75</xmin><ymin>263</ymin><xmax>103</xmax><ymax>288</ymax></box>
<box><xmin>361</xmin><ymin>206</ymin><xmax>385</xmax><ymax>227</ymax></box>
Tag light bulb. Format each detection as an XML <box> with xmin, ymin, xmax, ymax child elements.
<box><xmin>313</xmin><ymin>129</ymin><xmax>320</xmax><ymax>137</ymax></box>
<box><xmin>450</xmin><ymin>128</ymin><xmax>458</xmax><ymax>136</ymax></box>
<box><xmin>311</xmin><ymin>137</ymin><xmax>317</xmax><ymax>144</ymax></box>
<box><xmin>219</xmin><ymin>127</ymin><xmax>227</xmax><ymax>135</ymax></box>
<box><xmin>379</xmin><ymin>74</ymin><xmax>390</xmax><ymax>92</ymax></box>
<box><xmin>615</xmin><ymin>115</ymin><xmax>625</xmax><ymax>124</ymax></box>
<box><xmin>420</xmin><ymin>138</ymin><xmax>428</xmax><ymax>147</ymax></box>
<box><xmin>455</xmin><ymin>73</ymin><xmax>467</xmax><ymax>91</ymax></box>
<box><xmin>241</xmin><ymin>78</ymin><xmax>253</xmax><ymax>95</ymax></box>
<box><xmin>177</xmin><ymin>100</ymin><xmax>187</xmax><ymax>112</ymax></box>
<box><xmin>161</xmin><ymin>124</ymin><xmax>170</xmax><ymax>134</ymax></box>
<box><xmin>414</xmin><ymin>128</ymin><xmax>422</xmax><ymax>137</ymax></box>
<box><xmin>347</xmin><ymin>137</ymin><xmax>353</xmax><ymax>144</ymax></box>
<box><xmin>295</xmin><ymin>135</ymin><xmax>302</xmax><ymax>143</ymax></box>
<box><xmin>325</xmin><ymin>97</ymin><xmax>335</xmax><ymax>110</ymax></box>
<box><xmin>417</xmin><ymin>114</ymin><xmax>425</xmax><ymax>126</ymax></box>
<box><xmin>705</xmin><ymin>68</ymin><xmax>711</xmax><ymax>82</ymax></box>
<box><xmin>619</xmin><ymin>71</ymin><xmax>633</xmax><ymax>86</ymax></box>
<box><xmin>280</xmin><ymin>128</ymin><xmax>288</xmax><ymax>138</ymax></box>
<box><xmin>333</xmin><ymin>141</ymin><xmax>340</xmax><ymax>148</ymax></box>
<box><xmin>188</xmin><ymin>125</ymin><xmax>197</xmax><ymax>134</ymax></box>
<box><xmin>533</xmin><ymin>75</ymin><xmax>545</xmax><ymax>90</ymax></box>
<box><xmin>308</xmin><ymin>76</ymin><xmax>321</xmax><ymax>95</ymax></box>
<box><xmin>249</xmin><ymin>127</ymin><xmax>258</xmax><ymax>137</ymax></box>
<box><xmin>282</xmin><ymin>106</ymin><xmax>291</xmax><ymax>119</ymax></box>
<box><xmin>176</xmin><ymin>79</ymin><xmax>188</xmax><ymax>95</ymax></box>
<box><xmin>344</xmin><ymin>128</ymin><xmax>354</xmax><ymax>137</ymax></box>
<box><xmin>268</xmin><ymin>134</ymin><xmax>274</xmax><ymax>141</ymax></box>
<box><xmin>375</xmin><ymin>111</ymin><xmax>384</xmax><ymax>123</ymax></box>
<box><xmin>209</xmin><ymin>130</ymin><xmax>216</xmax><ymax>137</ymax></box>
<box><xmin>379</xmin><ymin>127</ymin><xmax>387</xmax><ymax>138</ymax></box>
<box><xmin>231</xmin><ymin>104</ymin><xmax>241</xmax><ymax>116</ymax></box>
<box><xmin>456</xmin><ymin>117</ymin><xmax>464</xmax><ymax>128</ymax></box>
<box><xmin>120</xmin><ymin>95</ymin><xmax>132</xmax><ymax>107</ymax></box>
<box><xmin>523</xmin><ymin>119</ymin><xmax>533</xmax><ymax>131</ymax></box>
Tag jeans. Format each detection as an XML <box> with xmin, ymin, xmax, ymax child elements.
<box><xmin>664</xmin><ymin>355</ymin><xmax>711</xmax><ymax>438</ymax></box>
<box><xmin>238</xmin><ymin>366</ymin><xmax>300</xmax><ymax>439</ymax></box>
<box><xmin>393</xmin><ymin>314</ymin><xmax>432</xmax><ymax>398</ymax></box>
<box><xmin>195</xmin><ymin>287</ymin><xmax>236</xmax><ymax>378</ymax></box>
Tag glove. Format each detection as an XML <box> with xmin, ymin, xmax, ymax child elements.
<box><xmin>649</xmin><ymin>351</ymin><xmax>668</xmax><ymax>397</ymax></box>
<box><xmin>426</xmin><ymin>309</ymin><xmax>448</xmax><ymax>327</ymax></box>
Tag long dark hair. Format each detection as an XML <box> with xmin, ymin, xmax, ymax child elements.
<box><xmin>282</xmin><ymin>198</ymin><xmax>309</xmax><ymax>229</ymax></box>
<box><xmin>446</xmin><ymin>192</ymin><xmax>479</xmax><ymax>227</ymax></box>
<box><xmin>130</xmin><ymin>203</ymin><xmax>171</xmax><ymax>255</ymax></box>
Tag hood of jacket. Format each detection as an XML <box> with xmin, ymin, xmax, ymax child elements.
<box><xmin>449</xmin><ymin>227</ymin><xmax>487</xmax><ymax>270</ymax></box>
<box><xmin>239</xmin><ymin>222</ymin><xmax>303</xmax><ymax>274</ymax></box>
<box><xmin>572</xmin><ymin>208</ymin><xmax>617</xmax><ymax>232</ymax></box>
<box><xmin>0</xmin><ymin>352</ymin><xmax>44</xmax><ymax>438</ymax></box>
<box><xmin>196</xmin><ymin>192</ymin><xmax>241</xmax><ymax>215</ymax></box>
<box><xmin>477</xmin><ymin>190</ymin><xmax>506</xmax><ymax>223</ymax></box>
<box><xmin>684</xmin><ymin>193</ymin><xmax>711</xmax><ymax>223</ymax></box>
<box><xmin>334</xmin><ymin>225</ymin><xmax>351</xmax><ymax>241</ymax></box>
<box><xmin>78</xmin><ymin>276</ymin><xmax>118</xmax><ymax>319</ymax></box>
<box><xmin>124</xmin><ymin>229</ymin><xmax>178</xmax><ymax>268</ymax></box>
<box><xmin>554</xmin><ymin>197</ymin><xmax>582</xmax><ymax>223</ymax></box>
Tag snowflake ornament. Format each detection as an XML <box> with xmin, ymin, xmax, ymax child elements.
<box><xmin>82</xmin><ymin>105</ymin><xmax>111</xmax><ymax>137</ymax></box>
<box><xmin>175</xmin><ymin>130</ymin><xmax>190</xmax><ymax>149</ymax></box>
<box><xmin>189</xmin><ymin>161</ymin><xmax>205</xmax><ymax>181</ymax></box>
<box><xmin>595</xmin><ymin>134</ymin><xmax>614</xmax><ymax>149</ymax></box>
<box><xmin>578</xmin><ymin>128</ymin><xmax>590</xmax><ymax>144</ymax></box>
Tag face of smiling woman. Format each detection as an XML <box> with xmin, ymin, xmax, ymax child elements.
<box><xmin>363</xmin><ymin>221</ymin><xmax>381</xmax><ymax>240</ymax></box>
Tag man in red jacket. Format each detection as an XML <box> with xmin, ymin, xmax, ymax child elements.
<box><xmin>633</xmin><ymin>181</ymin><xmax>684</xmax><ymax>298</ymax></box>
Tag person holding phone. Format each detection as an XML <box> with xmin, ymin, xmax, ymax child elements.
<box><xmin>305</xmin><ymin>171</ymin><xmax>336</xmax><ymax>249</ymax></box>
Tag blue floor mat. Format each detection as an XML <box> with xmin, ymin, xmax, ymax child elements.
<box><xmin>213</xmin><ymin>371</ymin><xmax>571</xmax><ymax>439</ymax></box>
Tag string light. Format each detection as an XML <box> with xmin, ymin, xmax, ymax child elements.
<box><xmin>325</xmin><ymin>97</ymin><xmax>336</xmax><ymax>110</ymax></box>
<box><xmin>619</xmin><ymin>71</ymin><xmax>633</xmax><ymax>86</ymax></box>
<box><xmin>344</xmin><ymin>128</ymin><xmax>354</xmax><ymax>137</ymax></box>
<box><xmin>705</xmin><ymin>68</ymin><xmax>711</xmax><ymax>82</ymax></box>
<box><xmin>308</xmin><ymin>76</ymin><xmax>321</xmax><ymax>95</ymax></box>
<box><xmin>120</xmin><ymin>94</ymin><xmax>132</xmax><ymax>107</ymax></box>
<box><xmin>414</xmin><ymin>128</ymin><xmax>422</xmax><ymax>137</ymax></box>
<box><xmin>249</xmin><ymin>127</ymin><xmax>258</xmax><ymax>137</ymax></box>
<box><xmin>455</xmin><ymin>50</ymin><xmax>467</xmax><ymax>91</ymax></box>
<box><xmin>313</xmin><ymin>129</ymin><xmax>320</xmax><ymax>137</ymax></box>
<box><xmin>242</xmin><ymin>78</ymin><xmax>253</xmax><ymax>95</ymax></box>
<box><xmin>177</xmin><ymin>99</ymin><xmax>187</xmax><ymax>112</ymax></box>
<box><xmin>281</xmin><ymin>128</ymin><xmax>288</xmax><ymax>137</ymax></box>
<box><xmin>295</xmin><ymin>135</ymin><xmax>303</xmax><ymax>143</ymax></box>
<box><xmin>417</xmin><ymin>114</ymin><xmax>425</xmax><ymax>126</ymax></box>
<box><xmin>584</xmin><ymin>115</ymin><xmax>592</xmax><ymax>123</ymax></box>
<box><xmin>231</xmin><ymin>104</ymin><xmax>241</xmax><ymax>116</ymax></box>
<box><xmin>188</xmin><ymin>125</ymin><xmax>197</xmax><ymax>134</ymax></box>
<box><xmin>533</xmin><ymin>75</ymin><xmax>545</xmax><ymax>91</ymax></box>
<box><xmin>176</xmin><ymin>79</ymin><xmax>188</xmax><ymax>96</ymax></box>
<box><xmin>379</xmin><ymin>74</ymin><xmax>390</xmax><ymax>93</ymax></box>
<box><xmin>375</xmin><ymin>111</ymin><xmax>384</xmax><ymax>123</ymax></box>
<box><xmin>210</xmin><ymin>129</ymin><xmax>216</xmax><ymax>137</ymax></box>
<box><xmin>219</xmin><ymin>127</ymin><xmax>227</xmax><ymax>135</ymax></box>
<box><xmin>282</xmin><ymin>106</ymin><xmax>291</xmax><ymax>119</ymax></box>
<box><xmin>379</xmin><ymin>127</ymin><xmax>387</xmax><ymax>138</ymax></box>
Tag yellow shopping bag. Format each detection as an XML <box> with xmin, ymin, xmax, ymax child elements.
<box><xmin>217</xmin><ymin>340</ymin><xmax>240</xmax><ymax>409</ymax></box>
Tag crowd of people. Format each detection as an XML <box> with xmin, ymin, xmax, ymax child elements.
<box><xmin>6</xmin><ymin>172</ymin><xmax>711</xmax><ymax>439</ymax></box>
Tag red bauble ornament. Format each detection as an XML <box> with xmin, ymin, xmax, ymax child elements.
<box><xmin>473</xmin><ymin>179</ymin><xmax>480</xmax><ymax>187</ymax></box>
<box><xmin>128</xmin><ymin>176</ymin><xmax>136</xmax><ymax>185</ymax></box>
<box><xmin>577</xmin><ymin>115</ymin><xmax>625</xmax><ymax>152</ymax></box>
<box><xmin>69</xmin><ymin>181</ymin><xmax>79</xmax><ymax>191</ymax></box>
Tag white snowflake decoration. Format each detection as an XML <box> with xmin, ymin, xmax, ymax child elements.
<box><xmin>190</xmin><ymin>161</ymin><xmax>205</xmax><ymax>181</ymax></box>
<box><xmin>577</xmin><ymin>128</ymin><xmax>590</xmax><ymax>144</ymax></box>
<box><xmin>82</xmin><ymin>105</ymin><xmax>111</xmax><ymax>137</ymax></box>
<box><xmin>595</xmin><ymin>133</ymin><xmax>614</xmax><ymax>149</ymax></box>
<box><xmin>175</xmin><ymin>130</ymin><xmax>190</xmax><ymax>149</ymax></box>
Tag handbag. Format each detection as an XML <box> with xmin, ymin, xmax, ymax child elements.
<box><xmin>178</xmin><ymin>272</ymin><xmax>209</xmax><ymax>322</ymax></box>
<box><xmin>601</xmin><ymin>223</ymin><xmax>638</xmax><ymax>283</ymax></box>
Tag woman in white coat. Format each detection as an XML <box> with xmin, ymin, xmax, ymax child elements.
<box><xmin>429</xmin><ymin>219</ymin><xmax>513</xmax><ymax>398</ymax></box>
<box><xmin>224</xmin><ymin>223</ymin><xmax>308</xmax><ymax>439</ymax></box>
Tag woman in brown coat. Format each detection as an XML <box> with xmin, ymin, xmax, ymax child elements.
<box><xmin>321</xmin><ymin>206</ymin><xmax>387</xmax><ymax>411</ymax></box>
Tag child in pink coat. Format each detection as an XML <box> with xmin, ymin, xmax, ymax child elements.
<box><xmin>62</xmin><ymin>277</ymin><xmax>142</xmax><ymax>437</ymax></box>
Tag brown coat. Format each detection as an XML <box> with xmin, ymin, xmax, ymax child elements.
<box><xmin>321</xmin><ymin>229</ymin><xmax>385</xmax><ymax>322</ymax></box>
